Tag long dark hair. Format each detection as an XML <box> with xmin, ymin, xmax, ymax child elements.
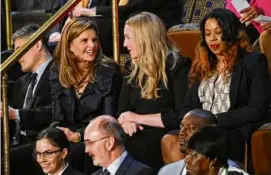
<box><xmin>189</xmin><ymin>8</ymin><xmax>252</xmax><ymax>85</ymax></box>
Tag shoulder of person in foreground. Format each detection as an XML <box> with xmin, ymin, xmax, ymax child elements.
<box><xmin>158</xmin><ymin>159</ymin><xmax>185</xmax><ymax>175</ymax></box>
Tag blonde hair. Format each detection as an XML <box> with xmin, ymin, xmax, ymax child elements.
<box><xmin>54</xmin><ymin>18</ymin><xmax>113</xmax><ymax>88</ymax></box>
<box><xmin>125</xmin><ymin>12</ymin><xmax>179</xmax><ymax>99</ymax></box>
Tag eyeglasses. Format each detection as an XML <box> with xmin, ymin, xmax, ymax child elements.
<box><xmin>84</xmin><ymin>136</ymin><xmax>111</xmax><ymax>146</ymax></box>
<box><xmin>34</xmin><ymin>149</ymin><xmax>62</xmax><ymax>159</ymax></box>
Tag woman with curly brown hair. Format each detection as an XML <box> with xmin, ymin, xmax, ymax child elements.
<box><xmin>161</xmin><ymin>8</ymin><xmax>271</xmax><ymax>167</ymax></box>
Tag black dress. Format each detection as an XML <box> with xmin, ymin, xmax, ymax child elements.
<box><xmin>49</xmin><ymin>61</ymin><xmax>122</xmax><ymax>173</ymax></box>
<box><xmin>118</xmin><ymin>51</ymin><xmax>191</xmax><ymax>173</ymax></box>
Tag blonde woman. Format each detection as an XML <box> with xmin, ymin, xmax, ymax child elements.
<box><xmin>117</xmin><ymin>12</ymin><xmax>191</xmax><ymax>172</ymax></box>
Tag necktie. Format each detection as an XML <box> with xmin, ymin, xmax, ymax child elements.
<box><xmin>102</xmin><ymin>169</ymin><xmax>110</xmax><ymax>175</ymax></box>
<box><xmin>24</xmin><ymin>73</ymin><xmax>38</xmax><ymax>108</ymax></box>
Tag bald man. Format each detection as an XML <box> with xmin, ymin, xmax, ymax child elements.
<box><xmin>84</xmin><ymin>115</ymin><xmax>153</xmax><ymax>175</ymax></box>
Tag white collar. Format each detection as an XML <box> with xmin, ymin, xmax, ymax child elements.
<box><xmin>33</xmin><ymin>58</ymin><xmax>52</xmax><ymax>83</ymax></box>
<box><xmin>218</xmin><ymin>166</ymin><xmax>249</xmax><ymax>175</ymax></box>
<box><xmin>104</xmin><ymin>151</ymin><xmax>128</xmax><ymax>175</ymax></box>
<box><xmin>182</xmin><ymin>166</ymin><xmax>187</xmax><ymax>175</ymax></box>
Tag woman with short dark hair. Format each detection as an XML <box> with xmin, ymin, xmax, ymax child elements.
<box><xmin>186</xmin><ymin>126</ymin><xmax>249</xmax><ymax>175</ymax></box>
<box><xmin>34</xmin><ymin>128</ymin><xmax>86</xmax><ymax>175</ymax></box>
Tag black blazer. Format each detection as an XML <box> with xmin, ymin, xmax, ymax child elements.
<box><xmin>96</xmin><ymin>0</ymin><xmax>182</xmax><ymax>28</ymax></box>
<box><xmin>10</xmin><ymin>60</ymin><xmax>53</xmax><ymax>141</ymax></box>
<box><xmin>179</xmin><ymin>51</ymin><xmax>271</xmax><ymax>141</ymax></box>
<box><xmin>44</xmin><ymin>165</ymin><xmax>86</xmax><ymax>175</ymax></box>
<box><xmin>50</xmin><ymin>61</ymin><xmax>122</xmax><ymax>137</ymax></box>
<box><xmin>92</xmin><ymin>154</ymin><xmax>153</xmax><ymax>175</ymax></box>
<box><xmin>61</xmin><ymin>165</ymin><xmax>86</xmax><ymax>175</ymax></box>
<box><xmin>118</xmin><ymin>52</ymin><xmax>191</xmax><ymax>129</ymax></box>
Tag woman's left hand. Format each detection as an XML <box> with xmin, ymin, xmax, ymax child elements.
<box><xmin>240</xmin><ymin>6</ymin><xmax>261</xmax><ymax>24</ymax></box>
<box><xmin>261</xmin><ymin>22</ymin><xmax>271</xmax><ymax>33</ymax></box>
<box><xmin>118</xmin><ymin>111</ymin><xmax>139</xmax><ymax>124</ymax></box>
<box><xmin>57</xmin><ymin>127</ymin><xmax>80</xmax><ymax>142</ymax></box>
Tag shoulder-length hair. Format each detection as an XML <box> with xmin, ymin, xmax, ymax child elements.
<box><xmin>125</xmin><ymin>12</ymin><xmax>179</xmax><ymax>99</ymax></box>
<box><xmin>189</xmin><ymin>8</ymin><xmax>253</xmax><ymax>86</ymax></box>
<box><xmin>54</xmin><ymin>17</ymin><xmax>113</xmax><ymax>88</ymax></box>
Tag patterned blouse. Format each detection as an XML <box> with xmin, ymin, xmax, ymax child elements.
<box><xmin>198</xmin><ymin>73</ymin><xmax>232</xmax><ymax>114</ymax></box>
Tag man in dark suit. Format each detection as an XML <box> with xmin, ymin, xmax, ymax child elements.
<box><xmin>1</xmin><ymin>24</ymin><xmax>53</xmax><ymax>175</ymax></box>
<box><xmin>1</xmin><ymin>24</ymin><xmax>53</xmax><ymax>145</ymax></box>
<box><xmin>84</xmin><ymin>115</ymin><xmax>153</xmax><ymax>175</ymax></box>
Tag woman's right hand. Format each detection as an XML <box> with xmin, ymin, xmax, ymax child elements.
<box><xmin>121</xmin><ymin>121</ymin><xmax>144</xmax><ymax>137</ymax></box>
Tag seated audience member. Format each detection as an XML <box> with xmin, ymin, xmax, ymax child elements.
<box><xmin>84</xmin><ymin>115</ymin><xmax>153</xmax><ymax>175</ymax></box>
<box><xmin>183</xmin><ymin>8</ymin><xmax>271</xmax><ymax>164</ymax></box>
<box><xmin>51</xmin><ymin>17</ymin><xmax>121</xmax><ymax>143</ymax></box>
<box><xmin>1</xmin><ymin>24</ymin><xmax>53</xmax><ymax>175</ymax></box>
<box><xmin>117</xmin><ymin>12</ymin><xmax>191</xmax><ymax>172</ymax></box>
<box><xmin>225</xmin><ymin>0</ymin><xmax>271</xmax><ymax>73</ymax></box>
<box><xmin>50</xmin><ymin>17</ymin><xmax>122</xmax><ymax>173</ymax></box>
<box><xmin>159</xmin><ymin>109</ymin><xmax>239</xmax><ymax>175</ymax></box>
<box><xmin>185</xmin><ymin>126</ymin><xmax>249</xmax><ymax>175</ymax></box>
<box><xmin>155</xmin><ymin>8</ymin><xmax>271</xmax><ymax>166</ymax></box>
<box><xmin>34</xmin><ymin>127</ymin><xmax>86</xmax><ymax>175</ymax></box>
<box><xmin>0</xmin><ymin>24</ymin><xmax>53</xmax><ymax>146</ymax></box>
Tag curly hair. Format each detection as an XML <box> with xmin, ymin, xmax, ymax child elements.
<box><xmin>189</xmin><ymin>8</ymin><xmax>253</xmax><ymax>86</ymax></box>
<box><xmin>125</xmin><ymin>12</ymin><xmax>179</xmax><ymax>99</ymax></box>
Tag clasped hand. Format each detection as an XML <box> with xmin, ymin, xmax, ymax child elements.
<box><xmin>118</xmin><ymin>111</ymin><xmax>144</xmax><ymax>136</ymax></box>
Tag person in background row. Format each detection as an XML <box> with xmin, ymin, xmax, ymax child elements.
<box><xmin>84</xmin><ymin>115</ymin><xmax>153</xmax><ymax>175</ymax></box>
<box><xmin>117</xmin><ymin>12</ymin><xmax>191</xmax><ymax>173</ymax></box>
<box><xmin>225</xmin><ymin>0</ymin><xmax>271</xmax><ymax>73</ymax></box>
<box><xmin>35</xmin><ymin>127</ymin><xmax>86</xmax><ymax>175</ymax></box>
<box><xmin>48</xmin><ymin>0</ymin><xmax>184</xmax><ymax>56</ymax></box>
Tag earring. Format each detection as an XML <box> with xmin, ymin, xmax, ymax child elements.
<box><xmin>209</xmin><ymin>164</ymin><xmax>214</xmax><ymax>171</ymax></box>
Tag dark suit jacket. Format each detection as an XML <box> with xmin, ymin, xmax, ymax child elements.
<box><xmin>179</xmin><ymin>51</ymin><xmax>271</xmax><ymax>141</ymax></box>
<box><xmin>92</xmin><ymin>155</ymin><xmax>153</xmax><ymax>175</ymax></box>
<box><xmin>50</xmin><ymin>61</ymin><xmax>122</xmax><ymax>137</ymax></box>
<box><xmin>96</xmin><ymin>0</ymin><xmax>183</xmax><ymax>28</ymax></box>
<box><xmin>55</xmin><ymin>165</ymin><xmax>86</xmax><ymax>175</ymax></box>
<box><xmin>10</xmin><ymin>60</ymin><xmax>53</xmax><ymax>141</ymax></box>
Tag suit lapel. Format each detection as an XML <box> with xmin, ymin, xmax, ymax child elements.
<box><xmin>29</xmin><ymin>61</ymin><xmax>52</xmax><ymax>108</ymax></box>
<box><xmin>230</xmin><ymin>56</ymin><xmax>244</xmax><ymax>109</ymax></box>
<box><xmin>115</xmin><ymin>154</ymin><xmax>133</xmax><ymax>175</ymax></box>
<box><xmin>18</xmin><ymin>73</ymin><xmax>32</xmax><ymax>108</ymax></box>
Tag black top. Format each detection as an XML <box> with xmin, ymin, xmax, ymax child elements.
<box><xmin>118</xmin><ymin>51</ymin><xmax>191</xmax><ymax>129</ymax></box>
<box><xmin>179</xmin><ymin>51</ymin><xmax>271</xmax><ymax>141</ymax></box>
<box><xmin>50</xmin><ymin>61</ymin><xmax>122</xmax><ymax>136</ymax></box>
<box><xmin>10</xmin><ymin>61</ymin><xmax>53</xmax><ymax>141</ymax></box>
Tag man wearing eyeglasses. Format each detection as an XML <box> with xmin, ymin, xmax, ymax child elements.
<box><xmin>84</xmin><ymin>115</ymin><xmax>153</xmax><ymax>175</ymax></box>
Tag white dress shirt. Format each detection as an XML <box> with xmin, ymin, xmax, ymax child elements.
<box><xmin>105</xmin><ymin>151</ymin><xmax>128</xmax><ymax>175</ymax></box>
